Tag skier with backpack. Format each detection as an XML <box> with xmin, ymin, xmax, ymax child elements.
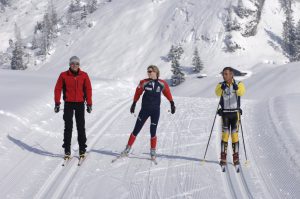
<box><xmin>215</xmin><ymin>67</ymin><xmax>245</xmax><ymax>170</ymax></box>
<box><xmin>118</xmin><ymin>65</ymin><xmax>176</xmax><ymax>162</ymax></box>
<box><xmin>54</xmin><ymin>56</ymin><xmax>92</xmax><ymax>163</ymax></box>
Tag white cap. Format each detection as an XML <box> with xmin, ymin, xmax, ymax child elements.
<box><xmin>69</xmin><ymin>56</ymin><xmax>80</xmax><ymax>65</ymax></box>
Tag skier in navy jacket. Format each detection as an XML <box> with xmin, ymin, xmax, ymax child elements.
<box><xmin>121</xmin><ymin>65</ymin><xmax>176</xmax><ymax>160</ymax></box>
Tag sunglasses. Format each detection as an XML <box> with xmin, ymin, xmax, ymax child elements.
<box><xmin>147</xmin><ymin>70</ymin><xmax>154</xmax><ymax>73</ymax></box>
<box><xmin>70</xmin><ymin>63</ymin><xmax>80</xmax><ymax>66</ymax></box>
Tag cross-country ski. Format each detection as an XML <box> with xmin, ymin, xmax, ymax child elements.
<box><xmin>62</xmin><ymin>155</ymin><xmax>72</xmax><ymax>167</ymax></box>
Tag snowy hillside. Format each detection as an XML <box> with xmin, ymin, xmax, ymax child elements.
<box><xmin>36</xmin><ymin>0</ymin><xmax>298</xmax><ymax>78</ymax></box>
<box><xmin>1</xmin><ymin>0</ymin><xmax>300</xmax><ymax>78</ymax></box>
<box><xmin>1</xmin><ymin>0</ymin><xmax>300</xmax><ymax>198</ymax></box>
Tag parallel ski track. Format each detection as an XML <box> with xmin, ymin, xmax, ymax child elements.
<box><xmin>224</xmin><ymin>162</ymin><xmax>253</xmax><ymax>199</ymax></box>
<box><xmin>215</xmin><ymin>117</ymin><xmax>254</xmax><ymax>199</ymax></box>
<box><xmin>34</xmin><ymin>98</ymin><xmax>131</xmax><ymax>199</ymax></box>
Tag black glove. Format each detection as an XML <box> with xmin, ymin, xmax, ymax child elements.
<box><xmin>170</xmin><ymin>101</ymin><xmax>176</xmax><ymax>114</ymax></box>
<box><xmin>221</xmin><ymin>82</ymin><xmax>227</xmax><ymax>90</ymax></box>
<box><xmin>239</xmin><ymin>108</ymin><xmax>243</xmax><ymax>115</ymax></box>
<box><xmin>217</xmin><ymin>108</ymin><xmax>223</xmax><ymax>116</ymax></box>
<box><xmin>86</xmin><ymin>105</ymin><xmax>92</xmax><ymax>113</ymax></box>
<box><xmin>233</xmin><ymin>82</ymin><xmax>238</xmax><ymax>90</ymax></box>
<box><xmin>130</xmin><ymin>102</ymin><xmax>136</xmax><ymax>114</ymax></box>
<box><xmin>54</xmin><ymin>104</ymin><xmax>60</xmax><ymax>113</ymax></box>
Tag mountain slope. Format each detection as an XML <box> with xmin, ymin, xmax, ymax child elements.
<box><xmin>2</xmin><ymin>0</ymin><xmax>298</xmax><ymax>79</ymax></box>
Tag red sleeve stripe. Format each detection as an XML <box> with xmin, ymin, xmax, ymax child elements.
<box><xmin>133</xmin><ymin>79</ymin><xmax>146</xmax><ymax>102</ymax></box>
<box><xmin>54</xmin><ymin>73</ymin><xmax>64</xmax><ymax>105</ymax></box>
<box><xmin>159</xmin><ymin>80</ymin><xmax>173</xmax><ymax>102</ymax></box>
<box><xmin>85</xmin><ymin>73</ymin><xmax>93</xmax><ymax>105</ymax></box>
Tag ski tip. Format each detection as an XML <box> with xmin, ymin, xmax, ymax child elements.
<box><xmin>235</xmin><ymin>165</ymin><xmax>240</xmax><ymax>173</ymax></box>
<box><xmin>152</xmin><ymin>160</ymin><xmax>158</xmax><ymax>165</ymax></box>
<box><xmin>220</xmin><ymin>165</ymin><xmax>226</xmax><ymax>172</ymax></box>
<box><xmin>222</xmin><ymin>167</ymin><xmax>226</xmax><ymax>172</ymax></box>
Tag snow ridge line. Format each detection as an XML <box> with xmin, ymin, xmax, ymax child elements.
<box><xmin>33</xmin><ymin>98</ymin><xmax>131</xmax><ymax>199</ymax></box>
<box><xmin>268</xmin><ymin>97</ymin><xmax>300</xmax><ymax>169</ymax></box>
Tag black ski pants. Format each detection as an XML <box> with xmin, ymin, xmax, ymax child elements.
<box><xmin>62</xmin><ymin>102</ymin><xmax>87</xmax><ymax>153</ymax></box>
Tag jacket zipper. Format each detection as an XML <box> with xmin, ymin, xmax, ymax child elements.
<box><xmin>75</xmin><ymin>77</ymin><xmax>77</xmax><ymax>102</ymax></box>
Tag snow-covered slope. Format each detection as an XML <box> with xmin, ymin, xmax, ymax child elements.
<box><xmin>2</xmin><ymin>0</ymin><xmax>299</xmax><ymax>78</ymax></box>
<box><xmin>37</xmin><ymin>0</ymin><xmax>294</xmax><ymax>79</ymax></box>
<box><xmin>1</xmin><ymin>61</ymin><xmax>300</xmax><ymax>198</ymax></box>
<box><xmin>0</xmin><ymin>0</ymin><xmax>69</xmax><ymax>51</ymax></box>
<box><xmin>1</xmin><ymin>0</ymin><xmax>300</xmax><ymax>198</ymax></box>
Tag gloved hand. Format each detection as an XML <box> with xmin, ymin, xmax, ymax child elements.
<box><xmin>130</xmin><ymin>102</ymin><xmax>136</xmax><ymax>114</ymax></box>
<box><xmin>233</xmin><ymin>82</ymin><xmax>238</xmax><ymax>90</ymax></box>
<box><xmin>170</xmin><ymin>101</ymin><xmax>176</xmax><ymax>114</ymax></box>
<box><xmin>86</xmin><ymin>105</ymin><xmax>92</xmax><ymax>113</ymax></box>
<box><xmin>221</xmin><ymin>82</ymin><xmax>227</xmax><ymax>90</ymax></box>
<box><xmin>54</xmin><ymin>104</ymin><xmax>60</xmax><ymax>113</ymax></box>
<box><xmin>239</xmin><ymin>108</ymin><xmax>243</xmax><ymax>115</ymax></box>
<box><xmin>217</xmin><ymin>108</ymin><xmax>223</xmax><ymax>116</ymax></box>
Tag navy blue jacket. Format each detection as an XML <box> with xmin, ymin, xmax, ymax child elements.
<box><xmin>133</xmin><ymin>79</ymin><xmax>173</xmax><ymax>109</ymax></box>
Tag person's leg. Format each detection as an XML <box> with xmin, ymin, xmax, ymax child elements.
<box><xmin>150</xmin><ymin>108</ymin><xmax>160</xmax><ymax>150</ymax></box>
<box><xmin>63</xmin><ymin>103</ymin><xmax>74</xmax><ymax>154</ymax></box>
<box><xmin>126</xmin><ymin>109</ymin><xmax>150</xmax><ymax>148</ymax></box>
<box><xmin>230</xmin><ymin>112</ymin><xmax>240</xmax><ymax>165</ymax></box>
<box><xmin>149</xmin><ymin>109</ymin><xmax>160</xmax><ymax>158</ymax></box>
<box><xmin>220</xmin><ymin>114</ymin><xmax>230</xmax><ymax>165</ymax></box>
<box><xmin>75</xmin><ymin>103</ymin><xmax>87</xmax><ymax>154</ymax></box>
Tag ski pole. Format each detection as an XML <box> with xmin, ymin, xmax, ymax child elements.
<box><xmin>233</xmin><ymin>85</ymin><xmax>249</xmax><ymax>165</ymax></box>
<box><xmin>202</xmin><ymin>95</ymin><xmax>222</xmax><ymax>163</ymax></box>
<box><xmin>239</xmin><ymin>116</ymin><xmax>249</xmax><ymax>165</ymax></box>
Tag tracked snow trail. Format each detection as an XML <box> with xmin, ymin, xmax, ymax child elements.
<box><xmin>34</xmin><ymin>98</ymin><xmax>131</xmax><ymax>199</ymax></box>
<box><xmin>46</xmin><ymin>97</ymin><xmax>257</xmax><ymax>199</ymax></box>
<box><xmin>213</xmin><ymin>108</ymin><xmax>254</xmax><ymax>199</ymax></box>
<box><xmin>0</xmin><ymin>75</ymin><xmax>133</xmax><ymax>199</ymax></box>
<box><xmin>1</xmin><ymin>89</ymin><xmax>299</xmax><ymax>199</ymax></box>
<box><xmin>17</xmin><ymin>96</ymin><xmax>277</xmax><ymax>199</ymax></box>
<box><xmin>1</xmin><ymin>67</ymin><xmax>300</xmax><ymax>198</ymax></box>
<box><xmin>240</xmin><ymin>99</ymin><xmax>300</xmax><ymax>199</ymax></box>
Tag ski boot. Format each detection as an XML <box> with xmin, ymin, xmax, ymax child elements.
<box><xmin>150</xmin><ymin>148</ymin><xmax>156</xmax><ymax>160</ymax></box>
<box><xmin>64</xmin><ymin>147</ymin><xmax>71</xmax><ymax>160</ymax></box>
<box><xmin>233</xmin><ymin>152</ymin><xmax>240</xmax><ymax>172</ymax></box>
<box><xmin>233</xmin><ymin>152</ymin><xmax>240</xmax><ymax>166</ymax></box>
<box><xmin>219</xmin><ymin>152</ymin><xmax>227</xmax><ymax>165</ymax></box>
<box><xmin>62</xmin><ymin>151</ymin><xmax>72</xmax><ymax>166</ymax></box>
<box><xmin>121</xmin><ymin>145</ymin><xmax>131</xmax><ymax>157</ymax></box>
<box><xmin>79</xmin><ymin>150</ymin><xmax>86</xmax><ymax>159</ymax></box>
<box><xmin>220</xmin><ymin>152</ymin><xmax>227</xmax><ymax>172</ymax></box>
<box><xmin>64</xmin><ymin>151</ymin><xmax>71</xmax><ymax>160</ymax></box>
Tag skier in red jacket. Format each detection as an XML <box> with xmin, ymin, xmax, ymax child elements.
<box><xmin>120</xmin><ymin>65</ymin><xmax>176</xmax><ymax>160</ymax></box>
<box><xmin>54</xmin><ymin>56</ymin><xmax>92</xmax><ymax>159</ymax></box>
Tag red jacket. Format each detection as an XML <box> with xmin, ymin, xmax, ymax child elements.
<box><xmin>54</xmin><ymin>69</ymin><xmax>92</xmax><ymax>105</ymax></box>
